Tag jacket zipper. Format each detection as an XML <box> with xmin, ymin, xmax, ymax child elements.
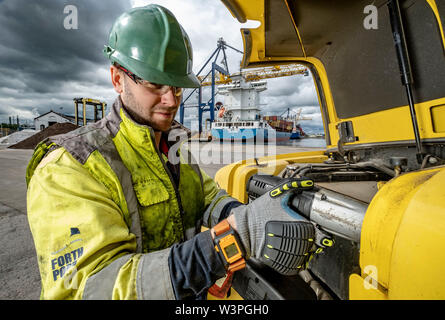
<box><xmin>149</xmin><ymin>129</ymin><xmax>187</xmax><ymax>242</ymax></box>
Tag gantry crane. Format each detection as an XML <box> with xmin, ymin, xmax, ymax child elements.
<box><xmin>199</xmin><ymin>64</ymin><xmax>308</xmax><ymax>87</ymax></box>
<box><xmin>179</xmin><ymin>38</ymin><xmax>238</xmax><ymax>134</ymax></box>
<box><xmin>73</xmin><ymin>98</ymin><xmax>107</xmax><ymax>126</ymax></box>
<box><xmin>280</xmin><ymin>107</ymin><xmax>312</xmax><ymax>122</ymax></box>
<box><xmin>278</xmin><ymin>107</ymin><xmax>313</xmax><ymax>138</ymax></box>
<box><xmin>179</xmin><ymin>38</ymin><xmax>308</xmax><ymax>134</ymax></box>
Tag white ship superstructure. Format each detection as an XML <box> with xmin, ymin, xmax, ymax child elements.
<box><xmin>211</xmin><ymin>75</ymin><xmax>295</xmax><ymax>142</ymax></box>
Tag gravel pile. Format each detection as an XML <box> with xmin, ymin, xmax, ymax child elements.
<box><xmin>0</xmin><ymin>130</ymin><xmax>37</xmax><ymax>146</ymax></box>
<box><xmin>8</xmin><ymin>123</ymin><xmax>79</xmax><ymax>149</ymax></box>
<box><xmin>8</xmin><ymin>120</ymin><xmax>189</xmax><ymax>150</ymax></box>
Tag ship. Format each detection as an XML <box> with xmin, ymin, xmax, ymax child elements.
<box><xmin>262</xmin><ymin>115</ymin><xmax>305</xmax><ymax>140</ymax></box>
<box><xmin>211</xmin><ymin>75</ymin><xmax>305</xmax><ymax>142</ymax></box>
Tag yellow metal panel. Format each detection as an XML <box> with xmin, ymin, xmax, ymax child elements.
<box><xmin>221</xmin><ymin>0</ymin><xmax>265</xmax><ymax>65</ymax></box>
<box><xmin>214</xmin><ymin>150</ymin><xmax>328</xmax><ymax>202</ymax></box>
<box><xmin>222</xmin><ymin>0</ymin><xmax>445</xmax><ymax>147</ymax></box>
<box><xmin>232</xmin><ymin>53</ymin><xmax>445</xmax><ymax>148</ymax></box>
<box><xmin>349</xmin><ymin>274</ymin><xmax>388</xmax><ymax>300</ymax></box>
<box><xmin>255</xmin><ymin>159</ymin><xmax>289</xmax><ymax>176</ymax></box>
<box><xmin>327</xmin><ymin>97</ymin><xmax>445</xmax><ymax>149</ymax></box>
<box><xmin>230</xmin><ymin>0</ymin><xmax>445</xmax><ymax>65</ymax></box>
<box><xmin>426</xmin><ymin>0</ymin><xmax>445</xmax><ymax>51</ymax></box>
<box><xmin>338</xmin><ymin>106</ymin><xmax>416</xmax><ymax>144</ymax></box>
<box><xmin>359</xmin><ymin>166</ymin><xmax>444</xmax><ymax>294</ymax></box>
<box><xmin>388</xmin><ymin>167</ymin><xmax>445</xmax><ymax>299</ymax></box>
<box><xmin>430</xmin><ymin>104</ymin><xmax>445</xmax><ymax>133</ymax></box>
<box><xmin>214</xmin><ymin>162</ymin><xmax>242</xmax><ymax>195</ymax></box>
<box><xmin>231</xmin><ymin>165</ymin><xmax>258</xmax><ymax>203</ymax></box>
<box><xmin>258</xmin><ymin>149</ymin><xmax>328</xmax><ymax>165</ymax></box>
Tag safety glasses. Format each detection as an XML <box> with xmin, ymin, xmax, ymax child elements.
<box><xmin>117</xmin><ymin>65</ymin><xmax>183</xmax><ymax>97</ymax></box>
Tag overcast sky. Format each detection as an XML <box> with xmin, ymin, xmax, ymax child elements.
<box><xmin>0</xmin><ymin>0</ymin><xmax>323</xmax><ymax>133</ymax></box>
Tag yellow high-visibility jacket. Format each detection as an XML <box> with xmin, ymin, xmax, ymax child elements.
<box><xmin>26</xmin><ymin>97</ymin><xmax>232</xmax><ymax>299</ymax></box>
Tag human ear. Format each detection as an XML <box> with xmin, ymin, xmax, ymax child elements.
<box><xmin>110</xmin><ymin>65</ymin><xmax>124</xmax><ymax>94</ymax></box>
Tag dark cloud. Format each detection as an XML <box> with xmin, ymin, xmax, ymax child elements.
<box><xmin>0</xmin><ymin>0</ymin><xmax>130</xmax><ymax>86</ymax></box>
<box><xmin>0</xmin><ymin>0</ymin><xmax>324</xmax><ymax>134</ymax></box>
<box><xmin>0</xmin><ymin>0</ymin><xmax>131</xmax><ymax>122</ymax></box>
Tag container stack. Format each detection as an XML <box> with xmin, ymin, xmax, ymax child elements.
<box><xmin>263</xmin><ymin>116</ymin><xmax>294</xmax><ymax>132</ymax></box>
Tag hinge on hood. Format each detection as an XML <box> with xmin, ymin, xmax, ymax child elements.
<box><xmin>338</xmin><ymin>121</ymin><xmax>358</xmax><ymax>144</ymax></box>
<box><xmin>336</xmin><ymin>121</ymin><xmax>359</xmax><ymax>158</ymax></box>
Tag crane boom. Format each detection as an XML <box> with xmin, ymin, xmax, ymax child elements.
<box><xmin>199</xmin><ymin>64</ymin><xmax>308</xmax><ymax>86</ymax></box>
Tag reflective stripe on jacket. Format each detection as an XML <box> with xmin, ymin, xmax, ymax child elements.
<box><xmin>26</xmin><ymin>97</ymin><xmax>229</xmax><ymax>299</ymax></box>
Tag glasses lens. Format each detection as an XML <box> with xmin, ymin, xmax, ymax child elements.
<box><xmin>136</xmin><ymin>78</ymin><xmax>182</xmax><ymax>97</ymax></box>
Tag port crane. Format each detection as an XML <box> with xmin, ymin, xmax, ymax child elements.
<box><xmin>279</xmin><ymin>107</ymin><xmax>313</xmax><ymax>137</ymax></box>
<box><xmin>199</xmin><ymin>64</ymin><xmax>308</xmax><ymax>87</ymax></box>
<box><xmin>179</xmin><ymin>38</ymin><xmax>308</xmax><ymax>134</ymax></box>
<box><xmin>179</xmin><ymin>38</ymin><xmax>236</xmax><ymax>134</ymax></box>
<box><xmin>280</xmin><ymin>107</ymin><xmax>312</xmax><ymax>122</ymax></box>
<box><xmin>73</xmin><ymin>98</ymin><xmax>107</xmax><ymax>126</ymax></box>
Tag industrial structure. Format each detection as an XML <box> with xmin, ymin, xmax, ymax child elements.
<box><xmin>34</xmin><ymin>111</ymin><xmax>75</xmax><ymax>131</ymax></box>
<box><xmin>179</xmin><ymin>38</ymin><xmax>308</xmax><ymax>135</ymax></box>
<box><xmin>73</xmin><ymin>98</ymin><xmax>107</xmax><ymax>126</ymax></box>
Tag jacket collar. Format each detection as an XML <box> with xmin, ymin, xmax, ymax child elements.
<box><xmin>112</xmin><ymin>96</ymin><xmax>157</xmax><ymax>150</ymax></box>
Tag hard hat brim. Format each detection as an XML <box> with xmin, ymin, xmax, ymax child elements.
<box><xmin>110</xmin><ymin>50</ymin><xmax>201</xmax><ymax>89</ymax></box>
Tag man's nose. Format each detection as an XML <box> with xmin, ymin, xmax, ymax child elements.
<box><xmin>161</xmin><ymin>88</ymin><xmax>178</xmax><ymax>106</ymax></box>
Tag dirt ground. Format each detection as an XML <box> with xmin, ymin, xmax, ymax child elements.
<box><xmin>0</xmin><ymin>149</ymin><xmax>40</xmax><ymax>299</ymax></box>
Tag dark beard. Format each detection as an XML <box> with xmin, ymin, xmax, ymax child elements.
<box><xmin>121</xmin><ymin>101</ymin><xmax>153</xmax><ymax>127</ymax></box>
<box><xmin>120</xmin><ymin>77</ymin><xmax>164</xmax><ymax>131</ymax></box>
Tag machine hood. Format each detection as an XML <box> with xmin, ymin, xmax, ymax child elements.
<box><xmin>222</xmin><ymin>0</ymin><xmax>445</xmax><ymax>150</ymax></box>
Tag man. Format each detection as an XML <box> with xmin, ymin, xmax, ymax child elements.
<box><xmin>26</xmin><ymin>4</ymin><xmax>317</xmax><ymax>300</ymax></box>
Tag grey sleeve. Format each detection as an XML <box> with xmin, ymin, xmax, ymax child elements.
<box><xmin>82</xmin><ymin>249</ymin><xmax>176</xmax><ymax>300</ymax></box>
<box><xmin>137</xmin><ymin>248</ymin><xmax>176</xmax><ymax>300</ymax></box>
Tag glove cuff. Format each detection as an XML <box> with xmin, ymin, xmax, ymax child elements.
<box><xmin>203</xmin><ymin>190</ymin><xmax>242</xmax><ymax>228</ymax></box>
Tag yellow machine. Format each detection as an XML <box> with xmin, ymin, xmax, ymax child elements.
<box><xmin>212</xmin><ymin>0</ymin><xmax>445</xmax><ymax>300</ymax></box>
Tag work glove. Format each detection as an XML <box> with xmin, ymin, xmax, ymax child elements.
<box><xmin>231</xmin><ymin>177</ymin><xmax>330</xmax><ymax>276</ymax></box>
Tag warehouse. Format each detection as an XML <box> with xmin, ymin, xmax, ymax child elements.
<box><xmin>33</xmin><ymin>111</ymin><xmax>74</xmax><ymax>131</ymax></box>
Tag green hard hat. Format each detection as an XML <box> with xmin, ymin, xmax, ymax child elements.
<box><xmin>104</xmin><ymin>4</ymin><xmax>200</xmax><ymax>88</ymax></box>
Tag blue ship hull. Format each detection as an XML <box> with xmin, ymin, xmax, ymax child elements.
<box><xmin>211</xmin><ymin>128</ymin><xmax>292</xmax><ymax>142</ymax></box>
<box><xmin>290</xmin><ymin>131</ymin><xmax>302</xmax><ymax>139</ymax></box>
